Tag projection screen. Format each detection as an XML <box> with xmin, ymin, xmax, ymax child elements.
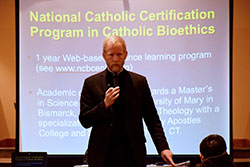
<box><xmin>18</xmin><ymin>0</ymin><xmax>231</xmax><ymax>155</ymax></box>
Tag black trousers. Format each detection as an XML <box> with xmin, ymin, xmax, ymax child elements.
<box><xmin>104</xmin><ymin>138</ymin><xmax>135</xmax><ymax>167</ymax></box>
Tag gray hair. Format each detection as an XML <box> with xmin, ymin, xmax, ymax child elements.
<box><xmin>103</xmin><ymin>36</ymin><xmax>127</xmax><ymax>53</ymax></box>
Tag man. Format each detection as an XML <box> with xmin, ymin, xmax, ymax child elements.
<box><xmin>79</xmin><ymin>36</ymin><xmax>175</xmax><ymax>167</ymax></box>
<box><xmin>195</xmin><ymin>134</ymin><xmax>235</xmax><ymax>167</ymax></box>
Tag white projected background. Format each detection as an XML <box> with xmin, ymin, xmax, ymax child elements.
<box><xmin>19</xmin><ymin>0</ymin><xmax>230</xmax><ymax>155</ymax></box>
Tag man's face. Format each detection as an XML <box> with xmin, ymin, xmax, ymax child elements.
<box><xmin>103</xmin><ymin>42</ymin><xmax>127</xmax><ymax>73</ymax></box>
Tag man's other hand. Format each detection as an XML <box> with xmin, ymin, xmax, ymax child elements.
<box><xmin>161</xmin><ymin>149</ymin><xmax>176</xmax><ymax>166</ymax></box>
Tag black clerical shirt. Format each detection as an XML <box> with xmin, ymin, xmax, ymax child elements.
<box><xmin>104</xmin><ymin>69</ymin><xmax>135</xmax><ymax>167</ymax></box>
